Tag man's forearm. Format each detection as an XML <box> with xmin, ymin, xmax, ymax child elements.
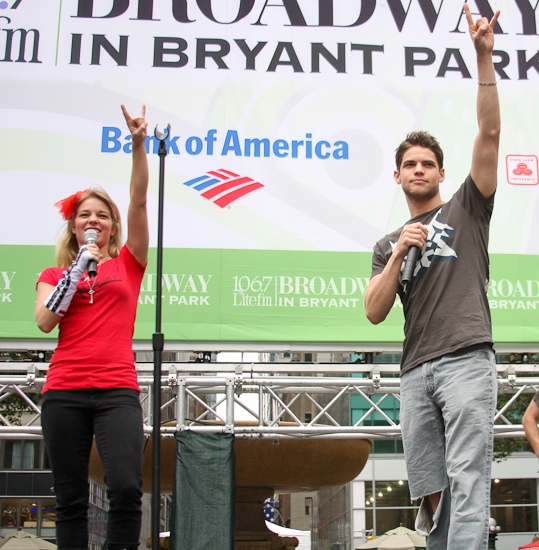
<box><xmin>364</xmin><ymin>254</ymin><xmax>403</xmax><ymax>324</ymax></box>
<box><xmin>476</xmin><ymin>51</ymin><xmax>500</xmax><ymax>139</ymax></box>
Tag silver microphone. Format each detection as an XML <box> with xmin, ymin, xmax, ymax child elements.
<box><xmin>83</xmin><ymin>229</ymin><xmax>98</xmax><ymax>277</ymax></box>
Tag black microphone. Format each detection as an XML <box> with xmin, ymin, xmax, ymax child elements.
<box><xmin>84</xmin><ymin>229</ymin><xmax>98</xmax><ymax>278</ymax></box>
<box><xmin>402</xmin><ymin>245</ymin><xmax>420</xmax><ymax>287</ymax></box>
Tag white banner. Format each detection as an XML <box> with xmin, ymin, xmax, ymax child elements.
<box><xmin>1</xmin><ymin>0</ymin><xmax>538</xmax><ymax>254</ymax></box>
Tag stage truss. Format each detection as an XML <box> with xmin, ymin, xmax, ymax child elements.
<box><xmin>0</xmin><ymin>361</ymin><xmax>537</xmax><ymax>441</ymax></box>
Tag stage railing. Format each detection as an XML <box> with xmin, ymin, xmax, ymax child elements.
<box><xmin>0</xmin><ymin>362</ymin><xmax>537</xmax><ymax>440</ymax></box>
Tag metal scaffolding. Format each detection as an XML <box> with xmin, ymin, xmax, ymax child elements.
<box><xmin>0</xmin><ymin>361</ymin><xmax>537</xmax><ymax>441</ymax></box>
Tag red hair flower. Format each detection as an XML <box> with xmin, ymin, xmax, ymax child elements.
<box><xmin>54</xmin><ymin>189</ymin><xmax>90</xmax><ymax>221</ymax></box>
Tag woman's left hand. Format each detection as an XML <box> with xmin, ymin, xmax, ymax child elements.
<box><xmin>121</xmin><ymin>104</ymin><xmax>148</xmax><ymax>146</ymax></box>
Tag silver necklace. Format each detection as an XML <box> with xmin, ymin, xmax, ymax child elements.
<box><xmin>86</xmin><ymin>258</ymin><xmax>110</xmax><ymax>304</ymax></box>
<box><xmin>88</xmin><ymin>274</ymin><xmax>97</xmax><ymax>304</ymax></box>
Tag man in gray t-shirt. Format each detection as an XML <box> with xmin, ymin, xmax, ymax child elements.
<box><xmin>371</xmin><ymin>174</ymin><xmax>494</xmax><ymax>376</ymax></box>
<box><xmin>364</xmin><ymin>5</ymin><xmax>500</xmax><ymax>550</ymax></box>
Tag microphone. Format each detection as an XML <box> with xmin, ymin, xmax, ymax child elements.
<box><xmin>83</xmin><ymin>229</ymin><xmax>98</xmax><ymax>278</ymax></box>
<box><xmin>402</xmin><ymin>246</ymin><xmax>420</xmax><ymax>288</ymax></box>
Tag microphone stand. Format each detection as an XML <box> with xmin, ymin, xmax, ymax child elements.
<box><xmin>151</xmin><ymin>124</ymin><xmax>170</xmax><ymax>550</ymax></box>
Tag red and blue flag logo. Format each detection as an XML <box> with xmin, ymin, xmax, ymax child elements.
<box><xmin>183</xmin><ymin>169</ymin><xmax>264</xmax><ymax>208</ymax></box>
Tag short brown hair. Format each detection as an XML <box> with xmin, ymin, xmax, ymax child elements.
<box><xmin>395</xmin><ymin>131</ymin><xmax>444</xmax><ymax>170</ymax></box>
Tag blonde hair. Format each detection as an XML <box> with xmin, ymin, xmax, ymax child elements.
<box><xmin>56</xmin><ymin>188</ymin><xmax>122</xmax><ymax>268</ymax></box>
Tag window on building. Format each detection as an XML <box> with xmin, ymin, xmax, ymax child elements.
<box><xmin>20</xmin><ymin>499</ymin><xmax>38</xmax><ymax>531</ymax></box>
<box><xmin>361</xmin><ymin>478</ymin><xmax>539</xmax><ymax>537</ymax></box>
<box><xmin>351</xmin><ymin>388</ymin><xmax>403</xmax><ymax>455</ymax></box>
<box><xmin>0</xmin><ymin>483</ymin><xmax>108</xmax><ymax>543</ymax></box>
<box><xmin>40</xmin><ymin>500</ymin><xmax>56</xmax><ymax>530</ymax></box>
<box><xmin>367</xmin><ymin>480</ymin><xmax>413</xmax><ymax>507</ymax></box>
<box><xmin>2</xmin><ymin>440</ymin><xmax>41</xmax><ymax>470</ymax></box>
<box><xmin>0</xmin><ymin>500</ymin><xmax>18</xmax><ymax>529</ymax></box>
<box><xmin>3</xmin><ymin>442</ymin><xmax>20</xmax><ymax>469</ymax></box>
<box><xmin>22</xmin><ymin>442</ymin><xmax>40</xmax><ymax>469</ymax></box>
<box><xmin>491</xmin><ymin>478</ymin><xmax>538</xmax><ymax>533</ymax></box>
<box><xmin>39</xmin><ymin>500</ymin><xmax>57</xmax><ymax>544</ymax></box>
<box><xmin>0</xmin><ymin>498</ymin><xmax>56</xmax><ymax>540</ymax></box>
<box><xmin>363</xmin><ymin>480</ymin><xmax>419</xmax><ymax>535</ymax></box>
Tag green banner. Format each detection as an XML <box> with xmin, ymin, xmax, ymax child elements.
<box><xmin>2</xmin><ymin>246</ymin><xmax>539</xmax><ymax>344</ymax></box>
<box><xmin>170</xmin><ymin>432</ymin><xmax>235</xmax><ymax>550</ymax></box>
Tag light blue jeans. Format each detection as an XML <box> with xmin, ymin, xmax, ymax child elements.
<box><xmin>400</xmin><ymin>345</ymin><xmax>497</xmax><ymax>550</ymax></box>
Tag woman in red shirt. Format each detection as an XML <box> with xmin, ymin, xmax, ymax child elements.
<box><xmin>35</xmin><ymin>105</ymin><xmax>149</xmax><ymax>550</ymax></box>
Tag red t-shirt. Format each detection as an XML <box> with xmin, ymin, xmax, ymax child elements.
<box><xmin>38</xmin><ymin>246</ymin><xmax>146</xmax><ymax>392</ymax></box>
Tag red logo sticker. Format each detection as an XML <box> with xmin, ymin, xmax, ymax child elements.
<box><xmin>506</xmin><ymin>155</ymin><xmax>538</xmax><ymax>185</ymax></box>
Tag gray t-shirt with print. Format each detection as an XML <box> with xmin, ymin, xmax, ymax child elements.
<box><xmin>371</xmin><ymin>175</ymin><xmax>494</xmax><ymax>375</ymax></box>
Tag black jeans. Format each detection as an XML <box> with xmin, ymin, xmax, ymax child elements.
<box><xmin>41</xmin><ymin>388</ymin><xmax>144</xmax><ymax>550</ymax></box>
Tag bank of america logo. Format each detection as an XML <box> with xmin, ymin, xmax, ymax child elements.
<box><xmin>183</xmin><ymin>169</ymin><xmax>264</xmax><ymax>208</ymax></box>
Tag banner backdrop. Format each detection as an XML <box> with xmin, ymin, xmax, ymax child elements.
<box><xmin>1</xmin><ymin>0</ymin><xmax>538</xmax><ymax>344</ymax></box>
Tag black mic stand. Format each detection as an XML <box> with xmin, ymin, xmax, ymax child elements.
<box><xmin>151</xmin><ymin>123</ymin><xmax>170</xmax><ymax>550</ymax></box>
